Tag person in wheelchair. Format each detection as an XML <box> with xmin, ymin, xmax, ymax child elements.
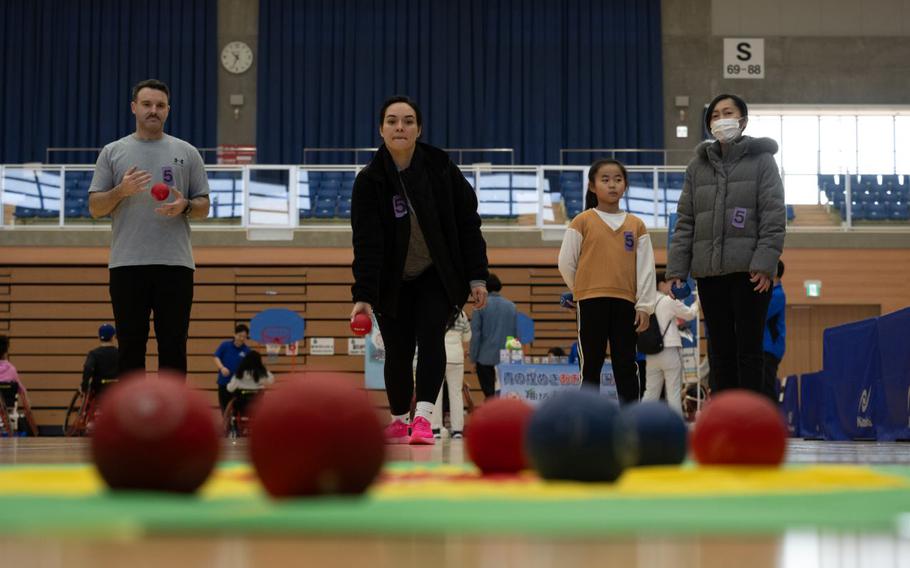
<box><xmin>0</xmin><ymin>335</ymin><xmax>22</xmax><ymax>393</ymax></box>
<box><xmin>226</xmin><ymin>350</ymin><xmax>274</xmax><ymax>418</ymax></box>
<box><xmin>81</xmin><ymin>324</ymin><xmax>120</xmax><ymax>396</ymax></box>
<box><xmin>0</xmin><ymin>334</ymin><xmax>36</xmax><ymax>435</ymax></box>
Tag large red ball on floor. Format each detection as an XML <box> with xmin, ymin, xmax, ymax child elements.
<box><xmin>90</xmin><ymin>372</ymin><xmax>221</xmax><ymax>493</ymax></box>
<box><xmin>466</xmin><ymin>398</ymin><xmax>534</xmax><ymax>474</ymax></box>
<box><xmin>151</xmin><ymin>183</ymin><xmax>170</xmax><ymax>201</ymax></box>
<box><xmin>249</xmin><ymin>373</ymin><xmax>385</xmax><ymax>498</ymax></box>
<box><xmin>350</xmin><ymin>313</ymin><xmax>372</xmax><ymax>336</ymax></box>
<box><xmin>691</xmin><ymin>389</ymin><xmax>788</xmax><ymax>466</ymax></box>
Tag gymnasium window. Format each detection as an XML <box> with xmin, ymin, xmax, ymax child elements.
<box><xmin>747</xmin><ymin>107</ymin><xmax>910</xmax><ymax>204</ymax></box>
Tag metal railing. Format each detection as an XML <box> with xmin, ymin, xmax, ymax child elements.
<box><xmin>45</xmin><ymin>147</ymin><xmax>225</xmax><ymax>164</ymax></box>
<box><xmin>303</xmin><ymin>147</ymin><xmax>515</xmax><ymax>165</ymax></box>
<box><xmin>560</xmin><ymin>148</ymin><xmax>694</xmax><ymax>166</ymax></box>
<box><xmin>2</xmin><ymin>163</ymin><xmax>907</xmax><ymax>233</ymax></box>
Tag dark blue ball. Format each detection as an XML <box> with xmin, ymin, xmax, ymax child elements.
<box><xmin>671</xmin><ymin>281</ymin><xmax>691</xmax><ymax>300</ymax></box>
<box><xmin>526</xmin><ymin>390</ymin><xmax>633</xmax><ymax>482</ymax></box>
<box><xmin>621</xmin><ymin>401</ymin><xmax>688</xmax><ymax>466</ymax></box>
<box><xmin>559</xmin><ymin>291</ymin><xmax>574</xmax><ymax>308</ymax></box>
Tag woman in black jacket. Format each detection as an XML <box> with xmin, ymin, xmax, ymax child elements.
<box><xmin>351</xmin><ymin>96</ymin><xmax>489</xmax><ymax>446</ymax></box>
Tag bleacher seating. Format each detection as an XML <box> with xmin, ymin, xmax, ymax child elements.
<box><xmin>821</xmin><ymin>173</ymin><xmax>909</xmax><ymax>223</ymax></box>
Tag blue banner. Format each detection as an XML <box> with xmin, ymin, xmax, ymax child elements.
<box><xmin>781</xmin><ymin>374</ymin><xmax>800</xmax><ymax>437</ymax></box>
<box><xmin>874</xmin><ymin>307</ymin><xmax>910</xmax><ymax>440</ymax></box>
<box><xmin>822</xmin><ymin>317</ymin><xmax>879</xmax><ymax>440</ymax></box>
<box><xmin>496</xmin><ymin>363</ymin><xmax>618</xmax><ymax>404</ymax></box>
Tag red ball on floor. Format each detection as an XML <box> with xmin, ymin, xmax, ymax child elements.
<box><xmin>151</xmin><ymin>183</ymin><xmax>170</xmax><ymax>201</ymax></box>
<box><xmin>691</xmin><ymin>389</ymin><xmax>788</xmax><ymax>466</ymax></box>
<box><xmin>90</xmin><ymin>372</ymin><xmax>221</xmax><ymax>493</ymax></box>
<box><xmin>466</xmin><ymin>398</ymin><xmax>534</xmax><ymax>474</ymax></box>
<box><xmin>249</xmin><ymin>373</ymin><xmax>385</xmax><ymax>498</ymax></box>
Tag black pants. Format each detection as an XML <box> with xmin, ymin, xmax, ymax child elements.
<box><xmin>697</xmin><ymin>273</ymin><xmax>771</xmax><ymax>394</ymax></box>
<box><xmin>576</xmin><ymin>297</ymin><xmax>640</xmax><ymax>404</ymax></box>
<box><xmin>109</xmin><ymin>265</ymin><xmax>194</xmax><ymax>376</ymax></box>
<box><xmin>762</xmin><ymin>353</ymin><xmax>781</xmax><ymax>402</ymax></box>
<box><xmin>218</xmin><ymin>384</ymin><xmax>232</xmax><ymax>413</ymax></box>
<box><xmin>475</xmin><ymin>363</ymin><xmax>497</xmax><ymax>399</ymax></box>
<box><xmin>376</xmin><ymin>269</ymin><xmax>451</xmax><ymax>416</ymax></box>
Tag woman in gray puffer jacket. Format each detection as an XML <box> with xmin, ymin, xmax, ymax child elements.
<box><xmin>666</xmin><ymin>93</ymin><xmax>786</xmax><ymax>395</ymax></box>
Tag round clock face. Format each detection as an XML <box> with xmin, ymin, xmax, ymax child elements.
<box><xmin>221</xmin><ymin>41</ymin><xmax>253</xmax><ymax>74</ymax></box>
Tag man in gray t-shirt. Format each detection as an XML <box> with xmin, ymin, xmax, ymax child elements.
<box><xmin>88</xmin><ymin>79</ymin><xmax>210</xmax><ymax>377</ymax></box>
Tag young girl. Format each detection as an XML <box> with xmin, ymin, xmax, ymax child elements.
<box><xmin>558</xmin><ymin>159</ymin><xmax>657</xmax><ymax>403</ymax></box>
<box><xmin>227</xmin><ymin>350</ymin><xmax>274</xmax><ymax>396</ymax></box>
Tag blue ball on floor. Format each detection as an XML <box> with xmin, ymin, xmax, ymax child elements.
<box><xmin>525</xmin><ymin>390</ymin><xmax>633</xmax><ymax>482</ymax></box>
<box><xmin>621</xmin><ymin>401</ymin><xmax>688</xmax><ymax>466</ymax></box>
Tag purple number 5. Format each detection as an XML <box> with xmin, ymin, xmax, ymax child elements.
<box><xmin>732</xmin><ymin>207</ymin><xmax>747</xmax><ymax>229</ymax></box>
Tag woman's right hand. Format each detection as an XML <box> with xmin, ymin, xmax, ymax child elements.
<box><xmin>351</xmin><ymin>301</ymin><xmax>374</xmax><ymax>320</ymax></box>
<box><xmin>667</xmin><ymin>279</ymin><xmax>683</xmax><ymax>299</ymax></box>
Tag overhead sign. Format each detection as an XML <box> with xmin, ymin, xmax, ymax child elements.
<box><xmin>723</xmin><ymin>38</ymin><xmax>764</xmax><ymax>79</ymax></box>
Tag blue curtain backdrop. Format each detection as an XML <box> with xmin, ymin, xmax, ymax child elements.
<box><xmin>0</xmin><ymin>0</ymin><xmax>217</xmax><ymax>164</ymax></box>
<box><xmin>257</xmin><ymin>0</ymin><xmax>663</xmax><ymax>165</ymax></box>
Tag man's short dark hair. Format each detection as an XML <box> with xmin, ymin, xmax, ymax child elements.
<box><xmin>777</xmin><ymin>260</ymin><xmax>785</xmax><ymax>279</ymax></box>
<box><xmin>132</xmin><ymin>79</ymin><xmax>170</xmax><ymax>102</ymax></box>
<box><xmin>235</xmin><ymin>324</ymin><xmax>250</xmax><ymax>334</ymax></box>
<box><xmin>0</xmin><ymin>335</ymin><xmax>9</xmax><ymax>359</ymax></box>
<box><xmin>486</xmin><ymin>273</ymin><xmax>502</xmax><ymax>292</ymax></box>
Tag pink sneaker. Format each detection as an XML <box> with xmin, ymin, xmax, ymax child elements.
<box><xmin>384</xmin><ymin>419</ymin><xmax>409</xmax><ymax>444</ymax></box>
<box><xmin>409</xmin><ymin>416</ymin><xmax>435</xmax><ymax>445</ymax></box>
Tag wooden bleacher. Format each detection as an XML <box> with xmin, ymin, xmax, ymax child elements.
<box><xmin>0</xmin><ymin>264</ymin><xmax>583</xmax><ymax>433</ymax></box>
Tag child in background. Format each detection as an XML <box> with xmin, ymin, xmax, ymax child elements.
<box><xmin>642</xmin><ymin>272</ymin><xmax>699</xmax><ymax>414</ymax></box>
<box><xmin>226</xmin><ymin>350</ymin><xmax>274</xmax><ymax>415</ymax></box>
<box><xmin>0</xmin><ymin>335</ymin><xmax>24</xmax><ymax>396</ymax></box>
<box><xmin>557</xmin><ymin>159</ymin><xmax>657</xmax><ymax>403</ymax></box>
<box><xmin>432</xmin><ymin>310</ymin><xmax>471</xmax><ymax>439</ymax></box>
<box><xmin>81</xmin><ymin>323</ymin><xmax>119</xmax><ymax>395</ymax></box>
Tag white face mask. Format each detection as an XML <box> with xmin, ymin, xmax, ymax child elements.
<box><xmin>711</xmin><ymin>117</ymin><xmax>743</xmax><ymax>143</ymax></box>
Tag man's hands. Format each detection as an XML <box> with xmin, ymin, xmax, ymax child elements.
<box><xmin>117</xmin><ymin>166</ymin><xmax>152</xmax><ymax>199</ymax></box>
<box><xmin>154</xmin><ymin>187</ymin><xmax>189</xmax><ymax>217</ymax></box>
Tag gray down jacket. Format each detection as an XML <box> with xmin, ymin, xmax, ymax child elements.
<box><xmin>666</xmin><ymin>136</ymin><xmax>786</xmax><ymax>280</ymax></box>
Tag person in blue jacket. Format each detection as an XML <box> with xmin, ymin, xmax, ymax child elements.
<box><xmin>762</xmin><ymin>260</ymin><xmax>787</xmax><ymax>401</ymax></box>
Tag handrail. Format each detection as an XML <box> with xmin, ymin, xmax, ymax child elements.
<box><xmin>303</xmin><ymin>147</ymin><xmax>515</xmax><ymax>165</ymax></box>
<box><xmin>45</xmin><ymin>146</ymin><xmax>225</xmax><ymax>164</ymax></box>
<box><xmin>559</xmin><ymin>148</ymin><xmax>694</xmax><ymax>165</ymax></box>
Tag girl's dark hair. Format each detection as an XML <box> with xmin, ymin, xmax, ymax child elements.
<box><xmin>486</xmin><ymin>273</ymin><xmax>503</xmax><ymax>292</ymax></box>
<box><xmin>0</xmin><ymin>335</ymin><xmax>8</xmax><ymax>358</ymax></box>
<box><xmin>235</xmin><ymin>350</ymin><xmax>268</xmax><ymax>383</ymax></box>
<box><xmin>655</xmin><ymin>270</ymin><xmax>667</xmax><ymax>288</ymax></box>
<box><xmin>379</xmin><ymin>95</ymin><xmax>422</xmax><ymax>128</ymax></box>
<box><xmin>704</xmin><ymin>93</ymin><xmax>748</xmax><ymax>131</ymax></box>
<box><xmin>584</xmin><ymin>158</ymin><xmax>629</xmax><ymax>210</ymax></box>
